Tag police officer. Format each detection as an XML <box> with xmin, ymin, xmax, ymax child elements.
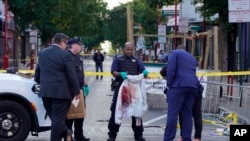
<box><xmin>107</xmin><ymin>42</ymin><xmax>149</xmax><ymax>141</ymax></box>
<box><xmin>66</xmin><ymin>37</ymin><xmax>90</xmax><ymax>141</ymax></box>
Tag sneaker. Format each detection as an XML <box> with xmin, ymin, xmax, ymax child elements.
<box><xmin>107</xmin><ymin>136</ymin><xmax>115</xmax><ymax>141</ymax></box>
<box><xmin>134</xmin><ymin>136</ymin><xmax>146</xmax><ymax>141</ymax></box>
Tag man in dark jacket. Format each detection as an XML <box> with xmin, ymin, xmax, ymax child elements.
<box><xmin>34</xmin><ymin>33</ymin><xmax>81</xmax><ymax>141</ymax></box>
<box><xmin>66</xmin><ymin>37</ymin><xmax>90</xmax><ymax>141</ymax></box>
<box><xmin>93</xmin><ymin>50</ymin><xmax>104</xmax><ymax>79</ymax></box>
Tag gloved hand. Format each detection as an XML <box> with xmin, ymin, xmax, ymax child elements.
<box><xmin>120</xmin><ymin>72</ymin><xmax>127</xmax><ymax>80</ymax></box>
<box><xmin>83</xmin><ymin>85</ymin><xmax>89</xmax><ymax>96</ymax></box>
<box><xmin>143</xmin><ymin>69</ymin><xmax>149</xmax><ymax>77</ymax></box>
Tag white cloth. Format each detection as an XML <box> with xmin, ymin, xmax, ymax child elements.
<box><xmin>115</xmin><ymin>74</ymin><xmax>148</xmax><ymax>124</ymax></box>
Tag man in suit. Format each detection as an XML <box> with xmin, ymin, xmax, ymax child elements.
<box><xmin>163</xmin><ymin>45</ymin><xmax>199</xmax><ymax>141</ymax></box>
<box><xmin>34</xmin><ymin>33</ymin><xmax>81</xmax><ymax>141</ymax></box>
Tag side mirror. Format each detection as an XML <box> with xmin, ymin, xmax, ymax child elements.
<box><xmin>32</xmin><ymin>84</ymin><xmax>40</xmax><ymax>94</ymax></box>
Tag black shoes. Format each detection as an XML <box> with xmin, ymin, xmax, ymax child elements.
<box><xmin>75</xmin><ymin>136</ymin><xmax>90</xmax><ymax>141</ymax></box>
<box><xmin>134</xmin><ymin>136</ymin><xmax>146</xmax><ymax>141</ymax></box>
<box><xmin>107</xmin><ymin>136</ymin><xmax>145</xmax><ymax>141</ymax></box>
<box><xmin>107</xmin><ymin>136</ymin><xmax>115</xmax><ymax>141</ymax></box>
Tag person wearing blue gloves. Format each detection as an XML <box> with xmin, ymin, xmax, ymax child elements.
<box><xmin>107</xmin><ymin>42</ymin><xmax>148</xmax><ymax>141</ymax></box>
<box><xmin>66</xmin><ymin>37</ymin><xmax>90</xmax><ymax>141</ymax></box>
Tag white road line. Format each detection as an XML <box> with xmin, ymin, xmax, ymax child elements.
<box><xmin>143</xmin><ymin>114</ymin><xmax>167</xmax><ymax>126</ymax></box>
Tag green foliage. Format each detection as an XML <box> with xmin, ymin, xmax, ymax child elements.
<box><xmin>105</xmin><ymin>0</ymin><xmax>161</xmax><ymax>50</ymax></box>
<box><xmin>146</xmin><ymin>0</ymin><xmax>177</xmax><ymax>8</ymax></box>
<box><xmin>192</xmin><ymin>0</ymin><xmax>228</xmax><ymax>23</ymax></box>
<box><xmin>8</xmin><ymin>0</ymin><xmax>35</xmax><ymax>31</ymax></box>
<box><xmin>108</xmin><ymin>47</ymin><xmax>116</xmax><ymax>55</ymax></box>
<box><xmin>105</xmin><ymin>5</ymin><xmax>128</xmax><ymax>49</ymax></box>
<box><xmin>7</xmin><ymin>0</ymin><xmax>108</xmax><ymax>47</ymax></box>
<box><xmin>133</xmin><ymin>0</ymin><xmax>158</xmax><ymax>35</ymax></box>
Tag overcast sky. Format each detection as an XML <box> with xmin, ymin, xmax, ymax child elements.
<box><xmin>104</xmin><ymin>0</ymin><xmax>133</xmax><ymax>9</ymax></box>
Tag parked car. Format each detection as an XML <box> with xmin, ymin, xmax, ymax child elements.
<box><xmin>0</xmin><ymin>72</ymin><xmax>51</xmax><ymax>141</ymax></box>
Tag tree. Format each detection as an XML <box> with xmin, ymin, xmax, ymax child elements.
<box><xmin>146</xmin><ymin>0</ymin><xmax>175</xmax><ymax>8</ymax></box>
<box><xmin>192</xmin><ymin>0</ymin><xmax>233</xmax><ymax>71</ymax></box>
<box><xmin>105</xmin><ymin>5</ymin><xmax>128</xmax><ymax>49</ymax></box>
<box><xmin>105</xmin><ymin>0</ymin><xmax>178</xmax><ymax>58</ymax></box>
<box><xmin>51</xmin><ymin>0</ymin><xmax>108</xmax><ymax>50</ymax></box>
<box><xmin>105</xmin><ymin>0</ymin><xmax>159</xmax><ymax>51</ymax></box>
<box><xmin>7</xmin><ymin>0</ymin><xmax>108</xmax><ymax>48</ymax></box>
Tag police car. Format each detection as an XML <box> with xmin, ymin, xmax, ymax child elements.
<box><xmin>0</xmin><ymin>72</ymin><xmax>51</xmax><ymax>141</ymax></box>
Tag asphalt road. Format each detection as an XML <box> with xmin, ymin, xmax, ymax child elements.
<box><xmin>26</xmin><ymin>56</ymin><xmax>229</xmax><ymax>141</ymax></box>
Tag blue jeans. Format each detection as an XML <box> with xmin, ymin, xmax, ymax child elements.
<box><xmin>95</xmin><ymin>63</ymin><xmax>103</xmax><ymax>79</ymax></box>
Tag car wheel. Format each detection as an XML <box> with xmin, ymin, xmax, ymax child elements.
<box><xmin>0</xmin><ymin>101</ymin><xmax>31</xmax><ymax>141</ymax></box>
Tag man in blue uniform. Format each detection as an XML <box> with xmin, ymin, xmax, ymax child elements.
<box><xmin>66</xmin><ymin>37</ymin><xmax>90</xmax><ymax>141</ymax></box>
<box><xmin>107</xmin><ymin>42</ymin><xmax>148</xmax><ymax>141</ymax></box>
<box><xmin>164</xmin><ymin>45</ymin><xmax>199</xmax><ymax>141</ymax></box>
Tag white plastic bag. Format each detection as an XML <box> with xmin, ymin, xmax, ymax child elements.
<box><xmin>115</xmin><ymin>74</ymin><xmax>148</xmax><ymax>124</ymax></box>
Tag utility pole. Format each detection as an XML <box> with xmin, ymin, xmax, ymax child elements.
<box><xmin>174</xmin><ymin>0</ymin><xmax>177</xmax><ymax>49</ymax></box>
<box><xmin>127</xmin><ymin>6</ymin><xmax>134</xmax><ymax>43</ymax></box>
<box><xmin>3</xmin><ymin>0</ymin><xmax>9</xmax><ymax>69</ymax></box>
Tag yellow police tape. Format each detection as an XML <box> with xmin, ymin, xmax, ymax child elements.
<box><xmin>1</xmin><ymin>70</ymin><xmax>250</xmax><ymax>77</ymax></box>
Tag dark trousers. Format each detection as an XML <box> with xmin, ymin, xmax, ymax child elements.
<box><xmin>108</xmin><ymin>101</ymin><xmax>144</xmax><ymax>138</ymax></box>
<box><xmin>164</xmin><ymin>87</ymin><xmax>196</xmax><ymax>141</ymax></box>
<box><xmin>179</xmin><ymin>96</ymin><xmax>203</xmax><ymax>139</ymax></box>
<box><xmin>66</xmin><ymin>118</ymin><xmax>84</xmax><ymax>139</ymax></box>
<box><xmin>42</xmin><ymin>98</ymin><xmax>71</xmax><ymax>141</ymax></box>
<box><xmin>95</xmin><ymin>63</ymin><xmax>103</xmax><ymax>79</ymax></box>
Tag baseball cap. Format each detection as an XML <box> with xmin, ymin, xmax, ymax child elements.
<box><xmin>68</xmin><ymin>37</ymin><xmax>82</xmax><ymax>45</ymax></box>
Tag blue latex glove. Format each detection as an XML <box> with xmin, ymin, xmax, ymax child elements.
<box><xmin>83</xmin><ymin>85</ymin><xmax>89</xmax><ymax>96</ymax></box>
<box><xmin>120</xmin><ymin>72</ymin><xmax>127</xmax><ymax>80</ymax></box>
<box><xmin>143</xmin><ymin>69</ymin><xmax>149</xmax><ymax>77</ymax></box>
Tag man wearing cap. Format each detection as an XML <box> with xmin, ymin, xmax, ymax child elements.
<box><xmin>34</xmin><ymin>33</ymin><xmax>81</xmax><ymax>141</ymax></box>
<box><xmin>66</xmin><ymin>37</ymin><xmax>90</xmax><ymax>141</ymax></box>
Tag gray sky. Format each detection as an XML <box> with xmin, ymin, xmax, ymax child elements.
<box><xmin>104</xmin><ymin>0</ymin><xmax>132</xmax><ymax>9</ymax></box>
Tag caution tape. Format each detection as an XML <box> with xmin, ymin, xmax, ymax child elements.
<box><xmin>85</xmin><ymin>71</ymin><xmax>112</xmax><ymax>77</ymax></box>
<box><xmin>1</xmin><ymin>70</ymin><xmax>250</xmax><ymax>77</ymax></box>
<box><xmin>196</xmin><ymin>71</ymin><xmax>250</xmax><ymax>77</ymax></box>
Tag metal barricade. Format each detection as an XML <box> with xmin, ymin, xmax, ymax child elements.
<box><xmin>201</xmin><ymin>80</ymin><xmax>250</xmax><ymax>128</ymax></box>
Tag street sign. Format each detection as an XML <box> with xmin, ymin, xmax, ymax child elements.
<box><xmin>228</xmin><ymin>0</ymin><xmax>250</xmax><ymax>23</ymax></box>
<box><xmin>229</xmin><ymin>11</ymin><xmax>250</xmax><ymax>23</ymax></box>
<box><xmin>158</xmin><ymin>25</ymin><xmax>166</xmax><ymax>43</ymax></box>
<box><xmin>228</xmin><ymin>0</ymin><xmax>250</xmax><ymax>11</ymax></box>
<box><xmin>162</xmin><ymin>10</ymin><xmax>179</xmax><ymax>16</ymax></box>
<box><xmin>178</xmin><ymin>17</ymin><xmax>189</xmax><ymax>33</ymax></box>
<box><xmin>29</xmin><ymin>30</ymin><xmax>38</xmax><ymax>44</ymax></box>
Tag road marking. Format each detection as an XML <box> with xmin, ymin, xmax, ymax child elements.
<box><xmin>143</xmin><ymin>114</ymin><xmax>167</xmax><ymax>126</ymax></box>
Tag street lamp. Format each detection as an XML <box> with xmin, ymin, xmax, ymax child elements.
<box><xmin>3</xmin><ymin>0</ymin><xmax>8</xmax><ymax>69</ymax></box>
